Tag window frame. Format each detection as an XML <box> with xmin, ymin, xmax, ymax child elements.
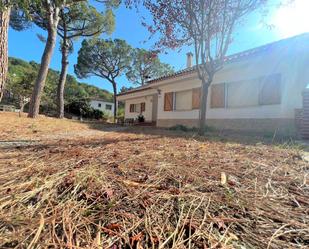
<box><xmin>192</xmin><ymin>87</ymin><xmax>201</xmax><ymax>110</ymax></box>
<box><xmin>210</xmin><ymin>83</ymin><xmax>226</xmax><ymax>109</ymax></box>
<box><xmin>174</xmin><ymin>90</ymin><xmax>193</xmax><ymax>111</ymax></box>
<box><xmin>164</xmin><ymin>92</ymin><xmax>174</xmax><ymax>111</ymax></box>
<box><xmin>258</xmin><ymin>74</ymin><xmax>282</xmax><ymax>106</ymax></box>
<box><xmin>141</xmin><ymin>102</ymin><xmax>145</xmax><ymax>112</ymax></box>
<box><xmin>210</xmin><ymin>74</ymin><xmax>282</xmax><ymax>109</ymax></box>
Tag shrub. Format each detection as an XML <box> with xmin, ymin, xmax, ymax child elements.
<box><xmin>169</xmin><ymin>124</ymin><xmax>190</xmax><ymax>132</ymax></box>
<box><xmin>137</xmin><ymin>114</ymin><xmax>145</xmax><ymax>123</ymax></box>
<box><xmin>65</xmin><ymin>99</ymin><xmax>104</xmax><ymax>120</ymax></box>
<box><xmin>169</xmin><ymin>124</ymin><xmax>215</xmax><ymax>133</ymax></box>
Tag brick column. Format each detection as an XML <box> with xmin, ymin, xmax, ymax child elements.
<box><xmin>301</xmin><ymin>90</ymin><xmax>309</xmax><ymax>139</ymax></box>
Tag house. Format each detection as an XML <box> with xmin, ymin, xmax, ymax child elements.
<box><xmin>117</xmin><ymin>33</ymin><xmax>309</xmax><ymax>136</ymax></box>
<box><xmin>90</xmin><ymin>98</ymin><xmax>114</xmax><ymax>116</ymax></box>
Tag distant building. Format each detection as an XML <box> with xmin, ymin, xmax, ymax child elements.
<box><xmin>90</xmin><ymin>98</ymin><xmax>114</xmax><ymax>116</ymax></box>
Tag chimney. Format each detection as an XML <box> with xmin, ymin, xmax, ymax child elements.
<box><xmin>186</xmin><ymin>52</ymin><xmax>193</xmax><ymax>68</ymax></box>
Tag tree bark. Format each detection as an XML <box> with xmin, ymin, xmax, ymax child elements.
<box><xmin>57</xmin><ymin>43</ymin><xmax>69</xmax><ymax>118</ymax></box>
<box><xmin>112</xmin><ymin>82</ymin><xmax>117</xmax><ymax>122</ymax></box>
<box><xmin>0</xmin><ymin>6</ymin><xmax>11</xmax><ymax>102</ymax></box>
<box><xmin>198</xmin><ymin>81</ymin><xmax>209</xmax><ymax>136</ymax></box>
<box><xmin>28</xmin><ymin>8</ymin><xmax>60</xmax><ymax>118</ymax></box>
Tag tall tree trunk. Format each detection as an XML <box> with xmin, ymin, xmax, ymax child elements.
<box><xmin>28</xmin><ymin>8</ymin><xmax>60</xmax><ymax>118</ymax></box>
<box><xmin>112</xmin><ymin>82</ymin><xmax>117</xmax><ymax>122</ymax></box>
<box><xmin>198</xmin><ymin>81</ymin><xmax>209</xmax><ymax>135</ymax></box>
<box><xmin>0</xmin><ymin>6</ymin><xmax>11</xmax><ymax>102</ymax></box>
<box><xmin>57</xmin><ymin>43</ymin><xmax>69</xmax><ymax>119</ymax></box>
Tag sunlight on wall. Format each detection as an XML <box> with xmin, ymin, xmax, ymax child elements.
<box><xmin>272</xmin><ymin>0</ymin><xmax>309</xmax><ymax>38</ymax></box>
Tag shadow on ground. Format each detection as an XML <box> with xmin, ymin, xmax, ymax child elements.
<box><xmin>84</xmin><ymin>121</ymin><xmax>307</xmax><ymax>149</ymax></box>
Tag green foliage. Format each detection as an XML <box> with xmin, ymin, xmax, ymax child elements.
<box><xmin>137</xmin><ymin>114</ymin><xmax>145</xmax><ymax>122</ymax></box>
<box><xmin>6</xmin><ymin>58</ymin><xmax>36</xmax><ymax>108</ymax></box>
<box><xmin>75</xmin><ymin>38</ymin><xmax>132</xmax><ymax>119</ymax></box>
<box><xmin>75</xmin><ymin>38</ymin><xmax>132</xmax><ymax>81</ymax></box>
<box><xmin>65</xmin><ymin>99</ymin><xmax>104</xmax><ymax>120</ymax></box>
<box><xmin>58</xmin><ymin>2</ymin><xmax>115</xmax><ymax>39</ymax></box>
<box><xmin>9</xmin><ymin>8</ymin><xmax>32</xmax><ymax>31</ymax></box>
<box><xmin>117</xmin><ymin>107</ymin><xmax>124</xmax><ymax>118</ymax></box>
<box><xmin>168</xmin><ymin>125</ymin><xmax>215</xmax><ymax>133</ymax></box>
<box><xmin>126</xmin><ymin>48</ymin><xmax>174</xmax><ymax>85</ymax></box>
<box><xmin>119</xmin><ymin>86</ymin><xmax>134</xmax><ymax>93</ymax></box>
<box><xmin>5</xmin><ymin>57</ymin><xmax>113</xmax><ymax>114</ymax></box>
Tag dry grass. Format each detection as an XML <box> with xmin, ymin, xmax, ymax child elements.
<box><xmin>0</xmin><ymin>112</ymin><xmax>308</xmax><ymax>249</ymax></box>
<box><xmin>0</xmin><ymin>112</ymin><xmax>90</xmax><ymax>140</ymax></box>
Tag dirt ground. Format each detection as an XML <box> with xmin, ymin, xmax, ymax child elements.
<box><xmin>0</xmin><ymin>112</ymin><xmax>308</xmax><ymax>249</ymax></box>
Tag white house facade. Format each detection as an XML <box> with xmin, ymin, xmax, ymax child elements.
<box><xmin>117</xmin><ymin>34</ymin><xmax>309</xmax><ymax>136</ymax></box>
<box><xmin>90</xmin><ymin>99</ymin><xmax>114</xmax><ymax>116</ymax></box>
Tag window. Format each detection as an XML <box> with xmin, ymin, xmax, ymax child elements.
<box><xmin>130</xmin><ymin>104</ymin><xmax>134</xmax><ymax>113</ymax></box>
<box><xmin>98</xmin><ymin>103</ymin><xmax>102</xmax><ymax>108</ymax></box>
<box><xmin>210</xmin><ymin>74</ymin><xmax>282</xmax><ymax>109</ymax></box>
<box><xmin>129</xmin><ymin>103</ymin><xmax>143</xmax><ymax>113</ymax></box>
<box><xmin>105</xmin><ymin>104</ymin><xmax>112</xmax><ymax>110</ymax></box>
<box><xmin>227</xmin><ymin>79</ymin><xmax>259</xmax><ymax>108</ymax></box>
<box><xmin>141</xmin><ymin>102</ymin><xmax>145</xmax><ymax>112</ymax></box>
<box><xmin>211</xmin><ymin>84</ymin><xmax>225</xmax><ymax>108</ymax></box>
<box><xmin>259</xmin><ymin>74</ymin><xmax>281</xmax><ymax>105</ymax></box>
<box><xmin>192</xmin><ymin>88</ymin><xmax>201</xmax><ymax>109</ymax></box>
<box><xmin>164</xmin><ymin>92</ymin><xmax>174</xmax><ymax>111</ymax></box>
<box><xmin>175</xmin><ymin>90</ymin><xmax>192</xmax><ymax>110</ymax></box>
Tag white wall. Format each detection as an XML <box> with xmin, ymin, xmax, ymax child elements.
<box><xmin>118</xmin><ymin>36</ymin><xmax>309</xmax><ymax>122</ymax></box>
<box><xmin>124</xmin><ymin>95</ymin><xmax>153</xmax><ymax>121</ymax></box>
<box><xmin>90</xmin><ymin>100</ymin><xmax>114</xmax><ymax>116</ymax></box>
<box><xmin>157</xmin><ymin>41</ymin><xmax>309</xmax><ymax>120</ymax></box>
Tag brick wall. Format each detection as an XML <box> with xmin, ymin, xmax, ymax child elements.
<box><xmin>301</xmin><ymin>90</ymin><xmax>309</xmax><ymax>139</ymax></box>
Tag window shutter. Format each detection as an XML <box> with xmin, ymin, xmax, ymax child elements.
<box><xmin>192</xmin><ymin>88</ymin><xmax>201</xmax><ymax>109</ymax></box>
<box><xmin>211</xmin><ymin>84</ymin><xmax>225</xmax><ymax>108</ymax></box>
<box><xmin>130</xmin><ymin>104</ymin><xmax>134</xmax><ymax>113</ymax></box>
<box><xmin>259</xmin><ymin>74</ymin><xmax>281</xmax><ymax>105</ymax></box>
<box><xmin>164</xmin><ymin>92</ymin><xmax>173</xmax><ymax>111</ymax></box>
<box><xmin>141</xmin><ymin>102</ymin><xmax>145</xmax><ymax>112</ymax></box>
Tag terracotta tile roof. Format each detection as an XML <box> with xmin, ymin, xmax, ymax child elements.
<box><xmin>117</xmin><ymin>33</ymin><xmax>309</xmax><ymax>97</ymax></box>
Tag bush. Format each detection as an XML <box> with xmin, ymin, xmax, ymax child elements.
<box><xmin>169</xmin><ymin>124</ymin><xmax>215</xmax><ymax>133</ymax></box>
<box><xmin>137</xmin><ymin>114</ymin><xmax>145</xmax><ymax>123</ymax></box>
<box><xmin>117</xmin><ymin>107</ymin><xmax>124</xmax><ymax>119</ymax></box>
<box><xmin>169</xmin><ymin>124</ymin><xmax>190</xmax><ymax>132</ymax></box>
<box><xmin>65</xmin><ymin>99</ymin><xmax>104</xmax><ymax>120</ymax></box>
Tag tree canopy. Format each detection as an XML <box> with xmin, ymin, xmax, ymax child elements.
<box><xmin>137</xmin><ymin>0</ymin><xmax>269</xmax><ymax>134</ymax></box>
<box><xmin>75</xmin><ymin>38</ymin><xmax>132</xmax><ymax>119</ymax></box>
<box><xmin>126</xmin><ymin>48</ymin><xmax>174</xmax><ymax>86</ymax></box>
<box><xmin>5</xmin><ymin>57</ymin><xmax>113</xmax><ymax>114</ymax></box>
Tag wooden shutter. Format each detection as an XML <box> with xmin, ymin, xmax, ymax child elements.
<box><xmin>130</xmin><ymin>104</ymin><xmax>134</xmax><ymax>113</ymax></box>
<box><xmin>211</xmin><ymin>84</ymin><xmax>225</xmax><ymax>108</ymax></box>
<box><xmin>192</xmin><ymin>88</ymin><xmax>201</xmax><ymax>109</ymax></box>
<box><xmin>164</xmin><ymin>92</ymin><xmax>174</xmax><ymax>111</ymax></box>
<box><xmin>141</xmin><ymin>102</ymin><xmax>145</xmax><ymax>112</ymax></box>
<box><xmin>259</xmin><ymin>74</ymin><xmax>281</xmax><ymax>105</ymax></box>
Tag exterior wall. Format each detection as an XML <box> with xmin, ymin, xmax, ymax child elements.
<box><xmin>157</xmin><ymin>118</ymin><xmax>296</xmax><ymax>136</ymax></box>
<box><xmin>124</xmin><ymin>95</ymin><xmax>153</xmax><ymax>122</ymax></box>
<box><xmin>117</xmin><ymin>36</ymin><xmax>309</xmax><ymax>135</ymax></box>
<box><xmin>90</xmin><ymin>100</ymin><xmax>114</xmax><ymax>116</ymax></box>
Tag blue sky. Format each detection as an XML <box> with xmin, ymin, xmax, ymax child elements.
<box><xmin>8</xmin><ymin>0</ymin><xmax>308</xmax><ymax>93</ymax></box>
